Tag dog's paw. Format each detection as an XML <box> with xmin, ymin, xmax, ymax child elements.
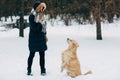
<box><xmin>61</xmin><ymin>69</ymin><xmax>63</xmax><ymax>72</ymax></box>
<box><xmin>61</xmin><ymin>66</ymin><xmax>64</xmax><ymax>72</ymax></box>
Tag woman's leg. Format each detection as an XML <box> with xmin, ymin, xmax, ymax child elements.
<box><xmin>39</xmin><ymin>51</ymin><xmax>46</xmax><ymax>75</ymax></box>
<box><xmin>27</xmin><ymin>51</ymin><xmax>35</xmax><ymax>75</ymax></box>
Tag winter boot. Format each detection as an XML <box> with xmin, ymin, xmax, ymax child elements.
<box><xmin>27</xmin><ymin>68</ymin><xmax>31</xmax><ymax>75</ymax></box>
<box><xmin>41</xmin><ymin>68</ymin><xmax>46</xmax><ymax>76</ymax></box>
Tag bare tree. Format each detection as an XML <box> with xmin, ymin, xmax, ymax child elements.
<box><xmin>95</xmin><ymin>1</ymin><xmax>102</xmax><ymax>40</ymax></box>
<box><xmin>91</xmin><ymin>0</ymin><xmax>102</xmax><ymax>40</ymax></box>
<box><xmin>19</xmin><ymin>0</ymin><xmax>24</xmax><ymax>37</ymax></box>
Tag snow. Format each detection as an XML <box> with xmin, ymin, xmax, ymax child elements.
<box><xmin>0</xmin><ymin>18</ymin><xmax>120</xmax><ymax>80</ymax></box>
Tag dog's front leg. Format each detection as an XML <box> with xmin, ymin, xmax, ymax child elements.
<box><xmin>61</xmin><ymin>63</ymin><xmax>65</xmax><ymax>72</ymax></box>
<box><xmin>61</xmin><ymin>66</ymin><xmax>64</xmax><ymax>72</ymax></box>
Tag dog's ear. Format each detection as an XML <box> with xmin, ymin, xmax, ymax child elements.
<box><xmin>71</xmin><ymin>42</ymin><xmax>78</xmax><ymax>48</ymax></box>
<box><xmin>72</xmin><ymin>40</ymin><xmax>79</xmax><ymax>47</ymax></box>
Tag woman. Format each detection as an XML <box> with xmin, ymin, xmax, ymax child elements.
<box><xmin>27</xmin><ymin>1</ymin><xmax>47</xmax><ymax>76</ymax></box>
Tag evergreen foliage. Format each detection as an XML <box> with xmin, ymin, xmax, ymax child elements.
<box><xmin>0</xmin><ymin>0</ymin><xmax>120</xmax><ymax>24</ymax></box>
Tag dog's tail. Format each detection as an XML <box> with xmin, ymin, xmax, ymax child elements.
<box><xmin>83</xmin><ymin>70</ymin><xmax>92</xmax><ymax>75</ymax></box>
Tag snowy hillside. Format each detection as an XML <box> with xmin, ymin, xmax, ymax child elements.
<box><xmin>0</xmin><ymin>19</ymin><xmax>120</xmax><ymax>80</ymax></box>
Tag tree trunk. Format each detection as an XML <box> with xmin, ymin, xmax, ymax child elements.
<box><xmin>5</xmin><ymin>17</ymin><xmax>7</xmax><ymax>22</ymax></box>
<box><xmin>10</xmin><ymin>15</ymin><xmax>13</xmax><ymax>22</ymax></box>
<box><xmin>19</xmin><ymin>0</ymin><xmax>24</xmax><ymax>37</ymax></box>
<box><xmin>96</xmin><ymin>17</ymin><xmax>102</xmax><ymax>40</ymax></box>
<box><xmin>96</xmin><ymin>2</ymin><xmax>102</xmax><ymax>40</ymax></box>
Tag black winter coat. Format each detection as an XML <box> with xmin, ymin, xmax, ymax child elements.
<box><xmin>28</xmin><ymin>14</ymin><xmax>47</xmax><ymax>52</ymax></box>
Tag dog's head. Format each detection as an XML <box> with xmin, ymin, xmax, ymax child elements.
<box><xmin>67</xmin><ymin>38</ymin><xmax>79</xmax><ymax>48</ymax></box>
<box><xmin>36</xmin><ymin>2</ymin><xmax>46</xmax><ymax>13</ymax></box>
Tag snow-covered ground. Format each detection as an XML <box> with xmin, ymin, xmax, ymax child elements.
<box><xmin>0</xmin><ymin>19</ymin><xmax>120</xmax><ymax>80</ymax></box>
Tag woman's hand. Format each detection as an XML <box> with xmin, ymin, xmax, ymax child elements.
<box><xmin>39</xmin><ymin>15</ymin><xmax>44</xmax><ymax>23</ymax></box>
<box><xmin>46</xmin><ymin>35</ymin><xmax>48</xmax><ymax>42</ymax></box>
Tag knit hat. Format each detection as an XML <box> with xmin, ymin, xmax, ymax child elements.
<box><xmin>33</xmin><ymin>1</ymin><xmax>40</xmax><ymax>10</ymax></box>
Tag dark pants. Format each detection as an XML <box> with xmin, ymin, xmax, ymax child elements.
<box><xmin>27</xmin><ymin>51</ymin><xmax>45</xmax><ymax>70</ymax></box>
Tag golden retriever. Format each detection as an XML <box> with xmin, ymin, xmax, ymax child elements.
<box><xmin>61</xmin><ymin>38</ymin><xmax>92</xmax><ymax>78</ymax></box>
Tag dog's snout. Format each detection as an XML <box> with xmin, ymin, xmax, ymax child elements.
<box><xmin>67</xmin><ymin>38</ymin><xmax>69</xmax><ymax>40</ymax></box>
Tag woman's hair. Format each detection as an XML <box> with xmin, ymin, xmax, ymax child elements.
<box><xmin>35</xmin><ymin>2</ymin><xmax>46</xmax><ymax>13</ymax></box>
